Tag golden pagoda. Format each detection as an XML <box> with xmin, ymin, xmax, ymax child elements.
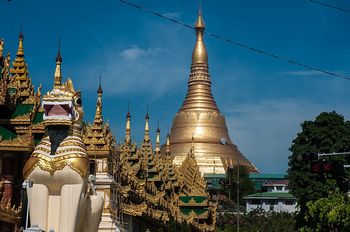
<box><xmin>169</xmin><ymin>8</ymin><xmax>257</xmax><ymax>174</ymax></box>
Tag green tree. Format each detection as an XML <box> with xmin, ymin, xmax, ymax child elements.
<box><xmin>288</xmin><ymin>111</ymin><xmax>350</xmax><ymax>228</ymax></box>
<box><xmin>218</xmin><ymin>208</ymin><xmax>296</xmax><ymax>232</ymax></box>
<box><xmin>224</xmin><ymin>165</ymin><xmax>255</xmax><ymax>204</ymax></box>
<box><xmin>301</xmin><ymin>190</ymin><xmax>350</xmax><ymax>232</ymax></box>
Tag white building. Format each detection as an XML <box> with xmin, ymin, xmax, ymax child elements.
<box><xmin>244</xmin><ymin>180</ymin><xmax>297</xmax><ymax>213</ymax></box>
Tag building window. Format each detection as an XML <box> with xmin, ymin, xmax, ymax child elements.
<box><xmin>284</xmin><ymin>200</ymin><xmax>295</xmax><ymax>205</ymax></box>
<box><xmin>251</xmin><ymin>199</ymin><xmax>261</xmax><ymax>205</ymax></box>
<box><xmin>265</xmin><ymin>200</ymin><xmax>276</xmax><ymax>205</ymax></box>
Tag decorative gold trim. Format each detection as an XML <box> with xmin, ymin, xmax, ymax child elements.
<box><xmin>23</xmin><ymin>153</ymin><xmax>89</xmax><ymax>178</ymax></box>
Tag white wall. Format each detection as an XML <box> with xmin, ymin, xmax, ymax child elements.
<box><xmin>245</xmin><ymin>200</ymin><xmax>297</xmax><ymax>213</ymax></box>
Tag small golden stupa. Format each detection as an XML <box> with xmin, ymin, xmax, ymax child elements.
<box><xmin>169</xmin><ymin>8</ymin><xmax>257</xmax><ymax>174</ymax></box>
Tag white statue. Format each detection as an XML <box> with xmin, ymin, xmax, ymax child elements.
<box><xmin>23</xmin><ymin>54</ymin><xmax>103</xmax><ymax>232</ymax></box>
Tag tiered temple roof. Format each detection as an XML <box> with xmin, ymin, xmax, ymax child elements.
<box><xmin>0</xmin><ymin>34</ymin><xmax>42</xmax><ymax>232</ymax></box>
<box><xmin>118</xmin><ymin>112</ymin><xmax>217</xmax><ymax>231</ymax></box>
<box><xmin>9</xmin><ymin>30</ymin><xmax>35</xmax><ymax>104</ymax></box>
<box><xmin>84</xmin><ymin>78</ymin><xmax>116</xmax><ymax>161</ymax></box>
<box><xmin>83</xmin><ymin>78</ymin><xmax>118</xmax><ymax>230</ymax></box>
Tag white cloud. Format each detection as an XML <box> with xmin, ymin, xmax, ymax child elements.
<box><xmin>120</xmin><ymin>45</ymin><xmax>163</xmax><ymax>60</ymax></box>
<box><xmin>74</xmin><ymin>19</ymin><xmax>193</xmax><ymax>99</ymax></box>
<box><xmin>76</xmin><ymin>43</ymin><xmax>188</xmax><ymax>98</ymax></box>
<box><xmin>162</xmin><ymin>11</ymin><xmax>181</xmax><ymax>19</ymax></box>
<box><xmin>224</xmin><ymin>98</ymin><xmax>350</xmax><ymax>173</ymax></box>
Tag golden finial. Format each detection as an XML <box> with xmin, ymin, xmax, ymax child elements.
<box><xmin>192</xmin><ymin>1</ymin><xmax>208</xmax><ymax>64</ymax></box>
<box><xmin>125</xmin><ymin>103</ymin><xmax>131</xmax><ymax>143</ymax></box>
<box><xmin>195</xmin><ymin>0</ymin><xmax>205</xmax><ymax>29</ymax></box>
<box><xmin>97</xmin><ymin>74</ymin><xmax>102</xmax><ymax>95</ymax></box>
<box><xmin>36</xmin><ymin>84</ymin><xmax>42</xmax><ymax>98</ymax></box>
<box><xmin>16</xmin><ymin>25</ymin><xmax>24</xmax><ymax>56</ymax></box>
<box><xmin>94</xmin><ymin>76</ymin><xmax>103</xmax><ymax>125</ymax></box>
<box><xmin>155</xmin><ymin>120</ymin><xmax>160</xmax><ymax>153</ymax></box>
<box><xmin>144</xmin><ymin>105</ymin><xmax>150</xmax><ymax>142</ymax></box>
<box><xmin>54</xmin><ymin>38</ymin><xmax>62</xmax><ymax>87</ymax></box>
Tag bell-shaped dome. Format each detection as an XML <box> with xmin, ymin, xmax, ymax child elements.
<box><xmin>169</xmin><ymin>9</ymin><xmax>257</xmax><ymax>174</ymax></box>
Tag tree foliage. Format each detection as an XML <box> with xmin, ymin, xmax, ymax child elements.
<box><xmin>288</xmin><ymin>111</ymin><xmax>350</xmax><ymax>228</ymax></box>
<box><xmin>300</xmin><ymin>190</ymin><xmax>350</xmax><ymax>232</ymax></box>
<box><xmin>224</xmin><ymin>165</ymin><xmax>255</xmax><ymax>204</ymax></box>
<box><xmin>217</xmin><ymin>208</ymin><xmax>296</xmax><ymax>232</ymax></box>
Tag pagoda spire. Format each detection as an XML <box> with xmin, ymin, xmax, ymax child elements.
<box><xmin>155</xmin><ymin>121</ymin><xmax>160</xmax><ymax>153</ymax></box>
<box><xmin>169</xmin><ymin>4</ymin><xmax>257</xmax><ymax>175</ymax></box>
<box><xmin>179</xmin><ymin>5</ymin><xmax>218</xmax><ymax>111</ymax></box>
<box><xmin>93</xmin><ymin>75</ymin><xmax>103</xmax><ymax>126</ymax></box>
<box><xmin>125</xmin><ymin>103</ymin><xmax>131</xmax><ymax>144</ymax></box>
<box><xmin>192</xmin><ymin>2</ymin><xmax>207</xmax><ymax>65</ymax></box>
<box><xmin>144</xmin><ymin>105</ymin><xmax>150</xmax><ymax>142</ymax></box>
<box><xmin>17</xmin><ymin>25</ymin><xmax>24</xmax><ymax>56</ymax></box>
<box><xmin>54</xmin><ymin>39</ymin><xmax>62</xmax><ymax>87</ymax></box>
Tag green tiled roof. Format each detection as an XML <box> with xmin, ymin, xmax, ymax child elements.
<box><xmin>203</xmin><ymin>173</ymin><xmax>226</xmax><ymax>178</ymax></box>
<box><xmin>244</xmin><ymin>192</ymin><xmax>295</xmax><ymax>199</ymax></box>
<box><xmin>11</xmin><ymin>104</ymin><xmax>34</xmax><ymax>118</ymax></box>
<box><xmin>249</xmin><ymin>173</ymin><xmax>288</xmax><ymax>191</ymax></box>
<box><xmin>249</xmin><ymin>173</ymin><xmax>287</xmax><ymax>179</ymax></box>
<box><xmin>179</xmin><ymin>196</ymin><xmax>207</xmax><ymax>204</ymax></box>
<box><xmin>0</xmin><ymin>127</ymin><xmax>16</xmax><ymax>140</ymax></box>
<box><xmin>33</xmin><ymin>111</ymin><xmax>44</xmax><ymax>124</ymax></box>
<box><xmin>180</xmin><ymin>207</ymin><xmax>207</xmax><ymax>215</ymax></box>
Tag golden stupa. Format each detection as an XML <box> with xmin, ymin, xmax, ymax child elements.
<box><xmin>169</xmin><ymin>8</ymin><xmax>257</xmax><ymax>174</ymax></box>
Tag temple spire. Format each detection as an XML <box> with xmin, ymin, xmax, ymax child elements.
<box><xmin>125</xmin><ymin>103</ymin><xmax>131</xmax><ymax>143</ymax></box>
<box><xmin>10</xmin><ymin>27</ymin><xmax>34</xmax><ymax>103</ymax></box>
<box><xmin>144</xmin><ymin>105</ymin><xmax>150</xmax><ymax>142</ymax></box>
<box><xmin>155</xmin><ymin>121</ymin><xmax>160</xmax><ymax>153</ymax></box>
<box><xmin>54</xmin><ymin>39</ymin><xmax>62</xmax><ymax>87</ymax></box>
<box><xmin>192</xmin><ymin>3</ymin><xmax>207</xmax><ymax>65</ymax></box>
<box><xmin>17</xmin><ymin>25</ymin><xmax>24</xmax><ymax>56</ymax></box>
<box><xmin>97</xmin><ymin>75</ymin><xmax>102</xmax><ymax>94</ymax></box>
<box><xmin>93</xmin><ymin>75</ymin><xmax>103</xmax><ymax>126</ymax></box>
<box><xmin>179</xmin><ymin>5</ymin><xmax>218</xmax><ymax>111</ymax></box>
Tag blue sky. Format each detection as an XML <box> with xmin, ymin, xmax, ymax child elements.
<box><xmin>2</xmin><ymin>0</ymin><xmax>350</xmax><ymax>173</ymax></box>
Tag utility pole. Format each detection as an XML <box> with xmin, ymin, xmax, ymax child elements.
<box><xmin>236</xmin><ymin>151</ymin><xmax>240</xmax><ymax>232</ymax></box>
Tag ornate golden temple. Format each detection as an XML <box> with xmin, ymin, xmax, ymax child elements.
<box><xmin>169</xmin><ymin>9</ymin><xmax>257</xmax><ymax>174</ymax></box>
<box><xmin>0</xmin><ymin>8</ymin><xmax>256</xmax><ymax>232</ymax></box>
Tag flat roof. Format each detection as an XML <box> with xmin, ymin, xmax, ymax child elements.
<box><xmin>203</xmin><ymin>173</ymin><xmax>226</xmax><ymax>178</ymax></box>
<box><xmin>249</xmin><ymin>173</ymin><xmax>287</xmax><ymax>179</ymax></box>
